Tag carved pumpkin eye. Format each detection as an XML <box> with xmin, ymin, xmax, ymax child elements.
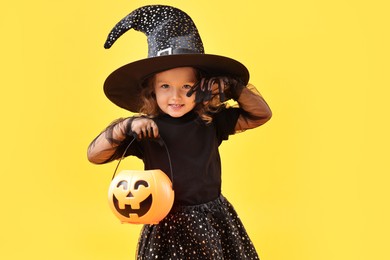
<box><xmin>134</xmin><ymin>180</ymin><xmax>149</xmax><ymax>189</ymax></box>
<box><xmin>117</xmin><ymin>180</ymin><xmax>128</xmax><ymax>189</ymax></box>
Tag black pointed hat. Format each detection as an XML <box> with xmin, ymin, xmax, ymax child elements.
<box><xmin>103</xmin><ymin>5</ymin><xmax>249</xmax><ymax>112</ymax></box>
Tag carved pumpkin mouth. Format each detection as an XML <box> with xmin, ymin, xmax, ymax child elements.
<box><xmin>112</xmin><ymin>194</ymin><xmax>153</xmax><ymax>218</ymax></box>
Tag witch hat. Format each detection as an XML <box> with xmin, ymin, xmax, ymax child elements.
<box><xmin>103</xmin><ymin>5</ymin><xmax>249</xmax><ymax>112</ymax></box>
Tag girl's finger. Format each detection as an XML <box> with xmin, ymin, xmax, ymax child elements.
<box><xmin>147</xmin><ymin>126</ymin><xmax>153</xmax><ymax>138</ymax></box>
<box><xmin>151</xmin><ymin>122</ymin><xmax>159</xmax><ymax>138</ymax></box>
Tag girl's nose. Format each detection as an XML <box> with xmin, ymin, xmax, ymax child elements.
<box><xmin>171</xmin><ymin>87</ymin><xmax>181</xmax><ymax>99</ymax></box>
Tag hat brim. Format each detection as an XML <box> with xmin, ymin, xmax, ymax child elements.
<box><xmin>103</xmin><ymin>53</ymin><xmax>249</xmax><ymax>112</ymax></box>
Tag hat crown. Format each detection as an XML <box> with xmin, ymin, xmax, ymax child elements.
<box><xmin>104</xmin><ymin>5</ymin><xmax>205</xmax><ymax>57</ymax></box>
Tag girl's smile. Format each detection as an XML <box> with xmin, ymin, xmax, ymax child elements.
<box><xmin>153</xmin><ymin>67</ymin><xmax>197</xmax><ymax>118</ymax></box>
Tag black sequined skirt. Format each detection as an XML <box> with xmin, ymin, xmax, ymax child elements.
<box><xmin>136</xmin><ymin>195</ymin><xmax>259</xmax><ymax>259</ymax></box>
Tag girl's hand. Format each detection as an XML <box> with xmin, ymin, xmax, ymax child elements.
<box><xmin>131</xmin><ymin>117</ymin><xmax>159</xmax><ymax>140</ymax></box>
<box><xmin>186</xmin><ymin>76</ymin><xmax>245</xmax><ymax>103</ymax></box>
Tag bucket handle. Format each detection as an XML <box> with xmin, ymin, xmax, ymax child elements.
<box><xmin>111</xmin><ymin>137</ymin><xmax>174</xmax><ymax>189</ymax></box>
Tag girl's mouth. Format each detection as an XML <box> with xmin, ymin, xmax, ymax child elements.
<box><xmin>169</xmin><ymin>104</ymin><xmax>184</xmax><ymax>109</ymax></box>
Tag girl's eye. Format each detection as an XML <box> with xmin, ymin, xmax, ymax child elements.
<box><xmin>161</xmin><ymin>84</ymin><xmax>170</xmax><ymax>89</ymax></box>
<box><xmin>183</xmin><ymin>84</ymin><xmax>192</xmax><ymax>90</ymax></box>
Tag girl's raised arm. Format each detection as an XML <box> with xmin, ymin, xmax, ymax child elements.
<box><xmin>234</xmin><ymin>84</ymin><xmax>272</xmax><ymax>132</ymax></box>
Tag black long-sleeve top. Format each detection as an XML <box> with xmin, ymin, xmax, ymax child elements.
<box><xmin>116</xmin><ymin>108</ymin><xmax>240</xmax><ymax>206</ymax></box>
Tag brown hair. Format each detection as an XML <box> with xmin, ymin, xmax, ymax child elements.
<box><xmin>138</xmin><ymin>69</ymin><xmax>226</xmax><ymax>123</ymax></box>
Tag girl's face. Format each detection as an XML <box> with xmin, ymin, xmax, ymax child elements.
<box><xmin>153</xmin><ymin>67</ymin><xmax>197</xmax><ymax>118</ymax></box>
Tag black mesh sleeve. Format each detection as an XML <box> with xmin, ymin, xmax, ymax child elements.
<box><xmin>213</xmin><ymin>107</ymin><xmax>241</xmax><ymax>142</ymax></box>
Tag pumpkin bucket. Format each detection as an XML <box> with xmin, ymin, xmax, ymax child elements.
<box><xmin>108</xmin><ymin>138</ymin><xmax>174</xmax><ymax>224</ymax></box>
<box><xmin>108</xmin><ymin>169</ymin><xmax>174</xmax><ymax>224</ymax></box>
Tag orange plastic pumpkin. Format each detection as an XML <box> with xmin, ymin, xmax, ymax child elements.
<box><xmin>108</xmin><ymin>169</ymin><xmax>174</xmax><ymax>224</ymax></box>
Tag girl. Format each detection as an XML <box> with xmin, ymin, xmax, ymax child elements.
<box><xmin>88</xmin><ymin>5</ymin><xmax>272</xmax><ymax>259</ymax></box>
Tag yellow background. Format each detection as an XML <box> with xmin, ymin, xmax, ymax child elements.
<box><xmin>1</xmin><ymin>0</ymin><xmax>389</xmax><ymax>259</ymax></box>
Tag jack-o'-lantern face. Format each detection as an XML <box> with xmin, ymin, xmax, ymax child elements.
<box><xmin>108</xmin><ymin>170</ymin><xmax>174</xmax><ymax>224</ymax></box>
<box><xmin>113</xmin><ymin>179</ymin><xmax>153</xmax><ymax>218</ymax></box>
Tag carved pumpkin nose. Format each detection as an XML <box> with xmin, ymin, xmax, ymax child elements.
<box><xmin>127</xmin><ymin>191</ymin><xmax>134</xmax><ymax>198</ymax></box>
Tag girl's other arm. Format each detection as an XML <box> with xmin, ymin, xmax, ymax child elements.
<box><xmin>87</xmin><ymin>117</ymin><xmax>159</xmax><ymax>164</ymax></box>
<box><xmin>87</xmin><ymin>118</ymin><xmax>132</xmax><ymax>164</ymax></box>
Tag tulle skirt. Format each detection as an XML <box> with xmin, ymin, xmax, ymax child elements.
<box><xmin>136</xmin><ymin>195</ymin><xmax>259</xmax><ymax>259</ymax></box>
